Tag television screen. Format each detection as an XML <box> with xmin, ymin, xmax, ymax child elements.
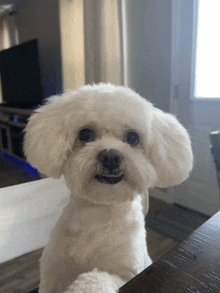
<box><xmin>0</xmin><ymin>39</ymin><xmax>43</xmax><ymax>109</ymax></box>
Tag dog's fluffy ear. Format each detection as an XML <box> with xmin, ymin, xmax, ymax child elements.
<box><xmin>24</xmin><ymin>96</ymin><xmax>77</xmax><ymax>178</ymax></box>
<box><xmin>149</xmin><ymin>108</ymin><xmax>193</xmax><ymax>188</ymax></box>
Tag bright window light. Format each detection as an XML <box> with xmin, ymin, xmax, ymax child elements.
<box><xmin>194</xmin><ymin>0</ymin><xmax>220</xmax><ymax>98</ymax></box>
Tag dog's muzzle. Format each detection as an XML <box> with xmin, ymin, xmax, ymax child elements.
<box><xmin>95</xmin><ymin>149</ymin><xmax>124</xmax><ymax>184</ymax></box>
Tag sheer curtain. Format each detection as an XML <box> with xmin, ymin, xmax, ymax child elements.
<box><xmin>0</xmin><ymin>6</ymin><xmax>19</xmax><ymax>50</ymax></box>
<box><xmin>83</xmin><ymin>0</ymin><xmax>122</xmax><ymax>86</ymax></box>
<box><xmin>60</xmin><ymin>0</ymin><xmax>122</xmax><ymax>92</ymax></box>
<box><xmin>60</xmin><ymin>0</ymin><xmax>85</xmax><ymax>92</ymax></box>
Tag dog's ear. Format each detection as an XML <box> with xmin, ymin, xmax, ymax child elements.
<box><xmin>24</xmin><ymin>96</ymin><xmax>78</xmax><ymax>178</ymax></box>
<box><xmin>149</xmin><ymin>108</ymin><xmax>193</xmax><ymax>188</ymax></box>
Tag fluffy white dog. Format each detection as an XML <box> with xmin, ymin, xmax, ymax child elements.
<box><xmin>24</xmin><ymin>83</ymin><xmax>193</xmax><ymax>293</ymax></box>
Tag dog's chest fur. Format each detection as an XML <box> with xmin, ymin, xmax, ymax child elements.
<box><xmin>44</xmin><ymin>195</ymin><xmax>148</xmax><ymax>281</ymax></box>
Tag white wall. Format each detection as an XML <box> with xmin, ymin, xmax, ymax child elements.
<box><xmin>125</xmin><ymin>0</ymin><xmax>172</xmax><ymax>113</ymax></box>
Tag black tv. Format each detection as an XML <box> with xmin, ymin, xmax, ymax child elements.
<box><xmin>0</xmin><ymin>39</ymin><xmax>44</xmax><ymax>109</ymax></box>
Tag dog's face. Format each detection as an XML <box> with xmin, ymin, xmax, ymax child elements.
<box><xmin>24</xmin><ymin>83</ymin><xmax>193</xmax><ymax>204</ymax></box>
<box><xmin>62</xmin><ymin>119</ymin><xmax>157</xmax><ymax>204</ymax></box>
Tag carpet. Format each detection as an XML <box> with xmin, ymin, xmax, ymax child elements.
<box><xmin>147</xmin><ymin>204</ymin><xmax>210</xmax><ymax>242</ymax></box>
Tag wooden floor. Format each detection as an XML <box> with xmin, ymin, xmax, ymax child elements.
<box><xmin>0</xmin><ymin>153</ymin><xmax>178</xmax><ymax>293</ymax></box>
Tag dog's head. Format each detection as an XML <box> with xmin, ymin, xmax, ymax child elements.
<box><xmin>24</xmin><ymin>83</ymin><xmax>193</xmax><ymax>204</ymax></box>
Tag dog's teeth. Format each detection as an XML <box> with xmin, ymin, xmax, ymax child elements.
<box><xmin>106</xmin><ymin>172</ymin><xmax>123</xmax><ymax>177</ymax></box>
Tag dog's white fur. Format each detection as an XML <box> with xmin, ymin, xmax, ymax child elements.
<box><xmin>24</xmin><ymin>83</ymin><xmax>193</xmax><ymax>293</ymax></box>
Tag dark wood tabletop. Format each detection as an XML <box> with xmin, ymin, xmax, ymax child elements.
<box><xmin>119</xmin><ymin>211</ymin><xmax>220</xmax><ymax>293</ymax></box>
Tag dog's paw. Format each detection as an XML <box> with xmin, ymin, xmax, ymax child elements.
<box><xmin>63</xmin><ymin>268</ymin><xmax>125</xmax><ymax>293</ymax></box>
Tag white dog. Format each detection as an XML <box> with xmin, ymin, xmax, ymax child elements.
<box><xmin>24</xmin><ymin>83</ymin><xmax>193</xmax><ymax>293</ymax></box>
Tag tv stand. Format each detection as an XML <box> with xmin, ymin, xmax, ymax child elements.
<box><xmin>0</xmin><ymin>105</ymin><xmax>32</xmax><ymax>160</ymax></box>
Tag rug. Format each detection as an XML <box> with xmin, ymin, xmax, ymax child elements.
<box><xmin>147</xmin><ymin>204</ymin><xmax>210</xmax><ymax>242</ymax></box>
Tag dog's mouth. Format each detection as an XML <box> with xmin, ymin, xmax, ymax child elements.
<box><xmin>95</xmin><ymin>172</ymin><xmax>124</xmax><ymax>184</ymax></box>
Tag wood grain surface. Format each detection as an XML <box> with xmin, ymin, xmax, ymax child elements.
<box><xmin>119</xmin><ymin>211</ymin><xmax>220</xmax><ymax>293</ymax></box>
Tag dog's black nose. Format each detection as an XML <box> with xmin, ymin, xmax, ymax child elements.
<box><xmin>97</xmin><ymin>149</ymin><xmax>122</xmax><ymax>171</ymax></box>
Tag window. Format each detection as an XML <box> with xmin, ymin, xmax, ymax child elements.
<box><xmin>194</xmin><ymin>0</ymin><xmax>220</xmax><ymax>98</ymax></box>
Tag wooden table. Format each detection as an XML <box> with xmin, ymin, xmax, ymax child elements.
<box><xmin>119</xmin><ymin>211</ymin><xmax>220</xmax><ymax>293</ymax></box>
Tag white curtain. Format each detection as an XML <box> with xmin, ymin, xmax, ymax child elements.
<box><xmin>60</xmin><ymin>0</ymin><xmax>123</xmax><ymax>92</ymax></box>
<box><xmin>83</xmin><ymin>0</ymin><xmax>122</xmax><ymax>86</ymax></box>
<box><xmin>0</xmin><ymin>6</ymin><xmax>18</xmax><ymax>51</ymax></box>
<box><xmin>60</xmin><ymin>0</ymin><xmax>85</xmax><ymax>92</ymax></box>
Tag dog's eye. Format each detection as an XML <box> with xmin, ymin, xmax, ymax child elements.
<box><xmin>127</xmin><ymin>132</ymin><xmax>139</xmax><ymax>146</ymax></box>
<box><xmin>79</xmin><ymin>128</ymin><xmax>94</xmax><ymax>142</ymax></box>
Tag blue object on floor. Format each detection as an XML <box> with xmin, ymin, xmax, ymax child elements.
<box><xmin>0</xmin><ymin>151</ymin><xmax>40</xmax><ymax>176</ymax></box>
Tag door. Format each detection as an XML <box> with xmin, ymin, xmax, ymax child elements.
<box><xmin>123</xmin><ymin>0</ymin><xmax>220</xmax><ymax>215</ymax></box>
<box><xmin>171</xmin><ymin>0</ymin><xmax>220</xmax><ymax>216</ymax></box>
